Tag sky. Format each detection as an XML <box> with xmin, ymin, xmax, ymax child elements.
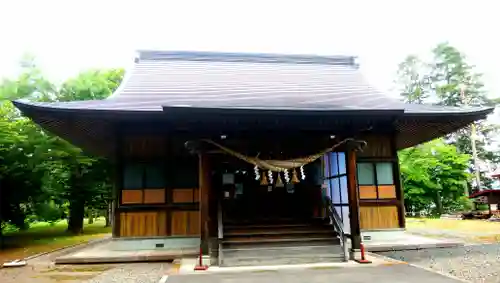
<box><xmin>0</xmin><ymin>0</ymin><xmax>499</xmax><ymax>122</ymax></box>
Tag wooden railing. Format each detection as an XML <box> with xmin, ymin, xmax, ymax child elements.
<box><xmin>217</xmin><ymin>200</ymin><xmax>224</xmax><ymax>266</ymax></box>
<box><xmin>325</xmin><ymin>197</ymin><xmax>349</xmax><ymax>262</ymax></box>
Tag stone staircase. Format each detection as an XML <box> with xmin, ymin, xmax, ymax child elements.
<box><xmin>219</xmin><ymin>219</ymin><xmax>344</xmax><ymax>267</ymax></box>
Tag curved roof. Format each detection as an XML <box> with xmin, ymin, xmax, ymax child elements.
<box><xmin>13</xmin><ymin>50</ymin><xmax>495</xmax><ymax>157</ymax></box>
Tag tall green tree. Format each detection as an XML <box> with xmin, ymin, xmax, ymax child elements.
<box><xmin>430</xmin><ymin>43</ymin><xmax>499</xmax><ymax>190</ymax></box>
<box><xmin>395</xmin><ymin>42</ymin><xmax>500</xmax><ymax>192</ymax></box>
<box><xmin>0</xmin><ymin>57</ymin><xmax>124</xmax><ymax>236</ymax></box>
<box><xmin>430</xmin><ymin>43</ymin><xmax>493</xmax><ymax>107</ymax></box>
<box><xmin>399</xmin><ymin>139</ymin><xmax>471</xmax><ymax>215</ymax></box>
<box><xmin>395</xmin><ymin>55</ymin><xmax>430</xmax><ymax>104</ymax></box>
<box><xmin>50</xmin><ymin>69</ymin><xmax>123</xmax><ymax>233</ymax></box>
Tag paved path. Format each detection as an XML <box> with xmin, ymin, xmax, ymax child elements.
<box><xmin>379</xmin><ymin>244</ymin><xmax>500</xmax><ymax>283</ymax></box>
<box><xmin>168</xmin><ymin>265</ymin><xmax>462</xmax><ymax>283</ymax></box>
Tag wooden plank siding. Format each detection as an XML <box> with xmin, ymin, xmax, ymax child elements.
<box><xmin>357</xmin><ymin>134</ymin><xmax>404</xmax><ymax>230</ymax></box>
<box><xmin>359</xmin><ymin>185</ymin><xmax>397</xmax><ymax>199</ymax></box>
<box><xmin>357</xmin><ymin>135</ymin><xmax>393</xmax><ymax>158</ymax></box>
<box><xmin>359</xmin><ymin>205</ymin><xmax>399</xmax><ymax>230</ymax></box>
<box><xmin>115</xmin><ymin>135</ymin><xmax>202</xmax><ymax>238</ymax></box>
<box><xmin>119</xmin><ymin>211</ymin><xmax>168</xmax><ymax>237</ymax></box>
<box><xmin>170</xmin><ymin>211</ymin><xmax>200</xmax><ymax>236</ymax></box>
<box><xmin>172</xmin><ymin>188</ymin><xmax>199</xmax><ymax>203</ymax></box>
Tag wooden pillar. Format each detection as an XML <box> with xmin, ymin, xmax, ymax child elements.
<box><xmin>488</xmin><ymin>192</ymin><xmax>493</xmax><ymax>215</ymax></box>
<box><xmin>112</xmin><ymin>124</ymin><xmax>123</xmax><ymax>237</ymax></box>
<box><xmin>347</xmin><ymin>149</ymin><xmax>361</xmax><ymax>251</ymax></box>
<box><xmin>391</xmin><ymin>134</ymin><xmax>406</xmax><ymax>228</ymax></box>
<box><xmin>198</xmin><ymin>153</ymin><xmax>211</xmax><ymax>254</ymax></box>
<box><xmin>0</xmin><ymin>179</ymin><xmax>3</xmax><ymax>249</ymax></box>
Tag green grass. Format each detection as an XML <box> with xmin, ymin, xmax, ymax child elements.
<box><xmin>406</xmin><ymin>217</ymin><xmax>500</xmax><ymax>243</ymax></box>
<box><xmin>1</xmin><ymin>218</ymin><xmax>111</xmax><ymax>262</ymax></box>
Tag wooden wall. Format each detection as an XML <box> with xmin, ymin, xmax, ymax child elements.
<box><xmin>357</xmin><ymin>135</ymin><xmax>392</xmax><ymax>158</ymax></box>
<box><xmin>120</xmin><ymin>211</ymin><xmax>167</xmax><ymax>237</ymax></box>
<box><xmin>357</xmin><ymin>134</ymin><xmax>404</xmax><ymax>230</ymax></box>
<box><xmin>116</xmin><ymin>135</ymin><xmax>201</xmax><ymax>238</ymax></box>
<box><xmin>359</xmin><ymin>205</ymin><xmax>399</xmax><ymax>229</ymax></box>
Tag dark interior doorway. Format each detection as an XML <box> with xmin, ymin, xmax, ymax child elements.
<box><xmin>212</xmin><ymin>157</ymin><xmax>320</xmax><ymax>223</ymax></box>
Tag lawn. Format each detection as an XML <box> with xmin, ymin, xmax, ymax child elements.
<box><xmin>0</xmin><ymin>218</ymin><xmax>111</xmax><ymax>263</ymax></box>
<box><xmin>406</xmin><ymin>218</ymin><xmax>500</xmax><ymax>242</ymax></box>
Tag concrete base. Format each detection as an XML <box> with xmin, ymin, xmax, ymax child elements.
<box><xmin>361</xmin><ymin>230</ymin><xmax>464</xmax><ymax>252</ymax></box>
<box><xmin>196</xmin><ymin>255</ymin><xmax>212</xmax><ymax>267</ymax></box>
<box><xmin>55</xmin><ymin>237</ymin><xmax>200</xmax><ymax>264</ymax></box>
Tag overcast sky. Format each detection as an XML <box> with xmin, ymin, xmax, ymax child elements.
<box><xmin>0</xmin><ymin>0</ymin><xmax>499</xmax><ymax>121</ymax></box>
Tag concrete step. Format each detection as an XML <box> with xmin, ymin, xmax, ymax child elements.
<box><xmin>221</xmin><ymin>245</ymin><xmax>345</xmax><ymax>267</ymax></box>
<box><xmin>224</xmin><ymin>230</ymin><xmax>337</xmax><ymax>240</ymax></box>
<box><xmin>223</xmin><ymin>236</ymin><xmax>340</xmax><ymax>249</ymax></box>
<box><xmin>224</xmin><ymin>223</ymin><xmax>314</xmax><ymax>230</ymax></box>
<box><xmin>224</xmin><ymin>218</ymin><xmax>328</xmax><ymax>229</ymax></box>
<box><xmin>224</xmin><ymin>223</ymin><xmax>333</xmax><ymax>233</ymax></box>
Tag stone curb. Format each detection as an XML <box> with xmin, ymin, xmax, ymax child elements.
<box><xmin>24</xmin><ymin>236</ymin><xmax>112</xmax><ymax>261</ymax></box>
<box><xmin>365</xmin><ymin>242</ymin><xmax>464</xmax><ymax>252</ymax></box>
<box><xmin>54</xmin><ymin>249</ymin><xmax>198</xmax><ymax>265</ymax></box>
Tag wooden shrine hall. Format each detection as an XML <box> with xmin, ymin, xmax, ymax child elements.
<box><xmin>13</xmin><ymin>51</ymin><xmax>494</xmax><ymax>266</ymax></box>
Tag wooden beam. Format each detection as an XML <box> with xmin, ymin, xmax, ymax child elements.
<box><xmin>198</xmin><ymin>153</ymin><xmax>211</xmax><ymax>254</ymax></box>
<box><xmin>347</xmin><ymin>149</ymin><xmax>361</xmax><ymax>251</ymax></box>
<box><xmin>112</xmin><ymin>123</ymin><xmax>123</xmax><ymax>237</ymax></box>
<box><xmin>390</xmin><ymin>133</ymin><xmax>406</xmax><ymax>228</ymax></box>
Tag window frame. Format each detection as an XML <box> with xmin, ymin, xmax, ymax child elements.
<box><xmin>322</xmin><ymin>152</ymin><xmax>348</xmax><ymax>207</ymax></box>
<box><xmin>123</xmin><ymin>161</ymin><xmax>167</xmax><ymax>190</ymax></box>
<box><xmin>356</xmin><ymin>160</ymin><xmax>397</xmax><ymax>200</ymax></box>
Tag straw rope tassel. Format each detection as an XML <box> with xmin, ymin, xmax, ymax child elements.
<box><xmin>276</xmin><ymin>172</ymin><xmax>283</xmax><ymax>186</ymax></box>
<box><xmin>291</xmin><ymin>168</ymin><xmax>300</xmax><ymax>183</ymax></box>
<box><xmin>260</xmin><ymin>171</ymin><xmax>268</xmax><ymax>186</ymax></box>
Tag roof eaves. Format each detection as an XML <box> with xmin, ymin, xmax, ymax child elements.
<box><xmin>11</xmin><ymin>100</ymin><xmax>163</xmax><ymax>117</ymax></box>
<box><xmin>469</xmin><ymin>189</ymin><xmax>500</xmax><ymax>198</ymax></box>
<box><xmin>403</xmin><ymin>106</ymin><xmax>495</xmax><ymax>117</ymax></box>
<box><xmin>161</xmin><ymin>105</ymin><xmax>405</xmax><ymax>116</ymax></box>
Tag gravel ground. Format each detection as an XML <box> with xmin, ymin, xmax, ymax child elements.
<box><xmin>84</xmin><ymin>262</ymin><xmax>172</xmax><ymax>283</ymax></box>
<box><xmin>1</xmin><ymin>260</ymin><xmax>173</xmax><ymax>283</ymax></box>
<box><xmin>378</xmin><ymin>244</ymin><xmax>500</xmax><ymax>283</ymax></box>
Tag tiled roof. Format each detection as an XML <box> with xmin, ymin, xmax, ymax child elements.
<box><xmin>14</xmin><ymin>50</ymin><xmax>492</xmax><ymax>116</ymax></box>
<box><xmin>12</xmin><ymin>50</ymin><xmax>495</xmax><ymax>157</ymax></box>
<box><xmin>14</xmin><ymin>50</ymin><xmax>492</xmax><ymax>115</ymax></box>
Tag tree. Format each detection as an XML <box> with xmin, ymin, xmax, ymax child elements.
<box><xmin>399</xmin><ymin>139</ymin><xmax>471</xmax><ymax>215</ymax></box>
<box><xmin>0</xmin><ymin>57</ymin><xmax>124</xmax><ymax>237</ymax></box>
<box><xmin>395</xmin><ymin>55</ymin><xmax>430</xmax><ymax>104</ymax></box>
<box><xmin>429</xmin><ymin>42</ymin><xmax>500</xmax><ymax>190</ymax></box>
<box><xmin>430</xmin><ymin>43</ymin><xmax>494</xmax><ymax>107</ymax></box>
<box><xmin>53</xmin><ymin>69</ymin><xmax>123</xmax><ymax>233</ymax></box>
<box><xmin>395</xmin><ymin>42</ymin><xmax>500</xmax><ymax>193</ymax></box>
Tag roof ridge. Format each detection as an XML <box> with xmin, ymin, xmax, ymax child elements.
<box><xmin>137</xmin><ymin>50</ymin><xmax>358</xmax><ymax>66</ymax></box>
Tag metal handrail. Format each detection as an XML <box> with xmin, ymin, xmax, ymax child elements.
<box><xmin>217</xmin><ymin>200</ymin><xmax>223</xmax><ymax>266</ymax></box>
<box><xmin>325</xmin><ymin>197</ymin><xmax>349</xmax><ymax>262</ymax></box>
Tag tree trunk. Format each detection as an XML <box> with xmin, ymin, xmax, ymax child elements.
<box><xmin>436</xmin><ymin>191</ymin><xmax>443</xmax><ymax>216</ymax></box>
<box><xmin>0</xmin><ymin>182</ymin><xmax>3</xmax><ymax>250</ymax></box>
<box><xmin>104</xmin><ymin>203</ymin><xmax>111</xmax><ymax>227</ymax></box>
<box><xmin>88</xmin><ymin>210</ymin><xmax>94</xmax><ymax>224</ymax></box>
<box><xmin>68</xmin><ymin>198</ymin><xmax>85</xmax><ymax>234</ymax></box>
<box><xmin>0</xmin><ymin>223</ymin><xmax>3</xmax><ymax>250</ymax></box>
